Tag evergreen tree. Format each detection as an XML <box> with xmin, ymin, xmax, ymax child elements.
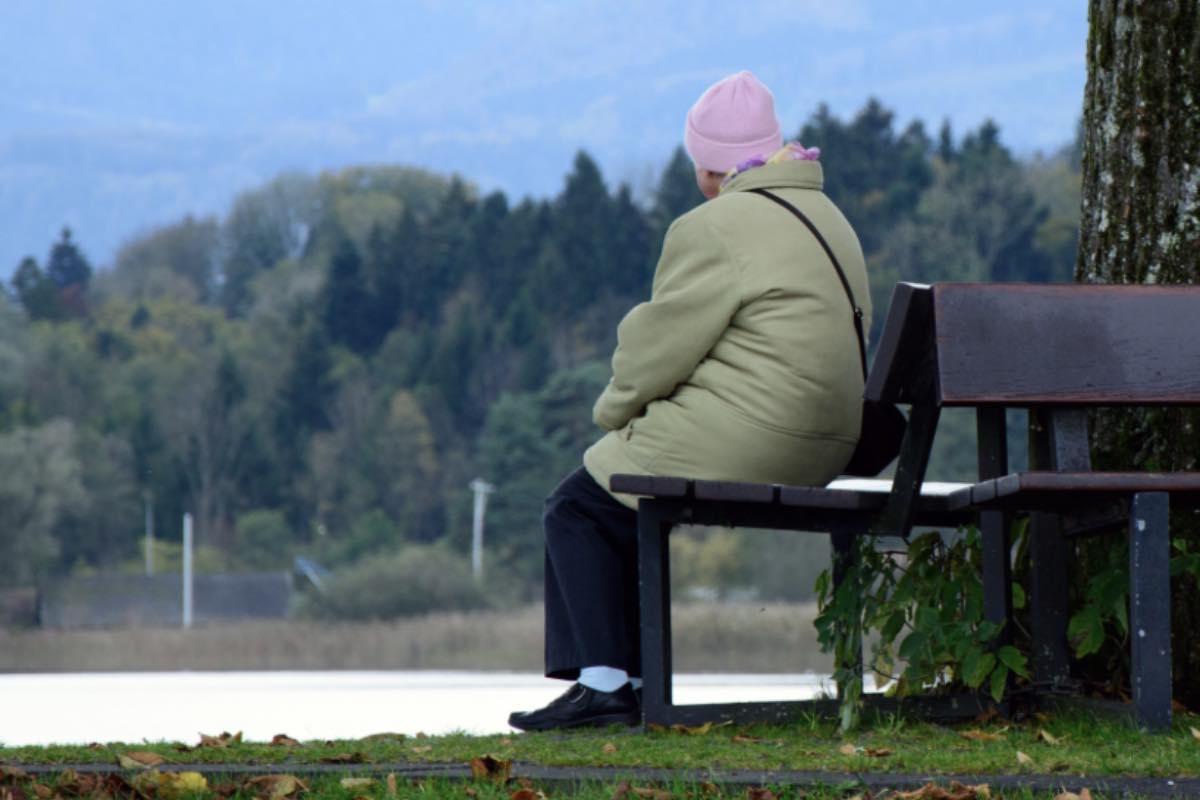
<box><xmin>10</xmin><ymin>257</ymin><xmax>60</xmax><ymax>320</ymax></box>
<box><xmin>321</xmin><ymin>234</ymin><xmax>376</xmax><ymax>353</ymax></box>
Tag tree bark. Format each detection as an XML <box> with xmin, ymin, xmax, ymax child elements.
<box><xmin>1078</xmin><ymin>0</ymin><xmax>1200</xmax><ymax>707</ymax></box>
<box><xmin>1078</xmin><ymin>0</ymin><xmax>1199</xmax><ymax>285</ymax></box>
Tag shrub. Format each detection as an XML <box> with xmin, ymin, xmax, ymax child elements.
<box><xmin>297</xmin><ymin>544</ymin><xmax>489</xmax><ymax>620</ymax></box>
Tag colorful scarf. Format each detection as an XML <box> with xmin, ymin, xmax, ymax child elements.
<box><xmin>719</xmin><ymin>142</ymin><xmax>821</xmax><ymax>193</ymax></box>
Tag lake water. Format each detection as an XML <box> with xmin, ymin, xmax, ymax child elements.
<box><xmin>0</xmin><ymin>671</ymin><xmax>838</xmax><ymax>747</ymax></box>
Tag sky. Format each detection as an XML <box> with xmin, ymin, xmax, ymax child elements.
<box><xmin>0</xmin><ymin>1</ymin><xmax>1088</xmax><ymax>276</ymax></box>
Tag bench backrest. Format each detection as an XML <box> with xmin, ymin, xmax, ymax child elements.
<box><xmin>869</xmin><ymin>283</ymin><xmax>1200</xmax><ymax>409</ymax></box>
<box><xmin>863</xmin><ymin>282</ymin><xmax>1200</xmax><ymax>535</ymax></box>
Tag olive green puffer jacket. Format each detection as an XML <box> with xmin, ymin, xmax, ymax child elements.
<box><xmin>583</xmin><ymin>159</ymin><xmax>871</xmax><ymax>508</ymax></box>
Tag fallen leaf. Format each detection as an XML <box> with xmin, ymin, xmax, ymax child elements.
<box><xmin>386</xmin><ymin>774</ymin><xmax>397</xmax><ymax>797</ymax></box>
<box><xmin>864</xmin><ymin>747</ymin><xmax>893</xmax><ymax>757</ymax></box>
<box><xmin>1053</xmin><ymin>792</ymin><xmax>1080</xmax><ymax>800</ymax></box>
<box><xmin>517</xmin><ymin>778</ymin><xmax>535</xmax><ymax>790</ymax></box>
<box><xmin>838</xmin><ymin>743</ymin><xmax>859</xmax><ymax>756</ymax></box>
<box><xmin>244</xmin><ymin>774</ymin><xmax>308</xmax><ymax>800</ymax></box>
<box><xmin>509</xmin><ymin>790</ymin><xmax>547</xmax><ymax>800</ymax></box>
<box><xmin>198</xmin><ymin>731</ymin><xmax>242</xmax><ymax>748</ymax></box>
<box><xmin>699</xmin><ymin>782</ymin><xmax>720</xmax><ymax>795</ymax></box>
<box><xmin>1080</xmin><ymin>790</ymin><xmax>1093</xmax><ymax>800</ymax></box>
<box><xmin>958</xmin><ymin>729</ymin><xmax>1003</xmax><ymax>742</ymax></box>
<box><xmin>611</xmin><ymin>782</ymin><xmax>632</xmax><ymax>800</ymax></box>
<box><xmin>1191</xmin><ymin>726</ymin><xmax>1200</xmax><ymax>742</ymax></box>
<box><xmin>271</xmin><ymin>734</ymin><xmax>301</xmax><ymax>747</ymax></box>
<box><xmin>320</xmin><ymin>752</ymin><xmax>366</xmax><ymax>764</ymax></box>
<box><xmin>31</xmin><ymin>786</ymin><xmax>52</xmax><ymax>800</ymax></box>
<box><xmin>117</xmin><ymin>751</ymin><xmax>166</xmax><ymax>769</ymax></box>
<box><xmin>499</xmin><ymin>738</ymin><xmax>514</xmax><ymax>746</ymax></box>
<box><xmin>154</xmin><ymin>771</ymin><xmax>209</xmax><ymax>799</ymax></box>
<box><xmin>670</xmin><ymin>721</ymin><xmax>714</xmax><ymax>735</ymax></box>
<box><xmin>340</xmin><ymin>779</ymin><xmax>376</xmax><ymax>790</ymax></box>
<box><xmin>0</xmin><ymin>768</ymin><xmax>28</xmax><ymax>783</ymax></box>
<box><xmin>1016</xmin><ymin>750</ymin><xmax>1034</xmax><ymax>767</ymax></box>
<box><xmin>465</xmin><ymin>789</ymin><xmax>478</xmax><ymax>798</ymax></box>
<box><xmin>631</xmin><ymin>787</ymin><xmax>672</xmax><ymax>800</ymax></box>
<box><xmin>1037</xmin><ymin>728</ymin><xmax>1061</xmax><ymax>745</ymax></box>
<box><xmin>469</xmin><ymin>755</ymin><xmax>512</xmax><ymax>784</ymax></box>
<box><xmin>602</xmin><ymin>742</ymin><xmax>618</xmax><ymax>754</ymax></box>
<box><xmin>732</xmin><ymin>734</ymin><xmax>763</xmax><ymax>744</ymax></box>
<box><xmin>895</xmin><ymin>782</ymin><xmax>990</xmax><ymax>800</ymax></box>
<box><xmin>746</xmin><ymin>789</ymin><xmax>777</xmax><ymax>800</ymax></box>
<box><xmin>363</xmin><ymin>732</ymin><xmax>407</xmax><ymax>742</ymax></box>
<box><xmin>411</xmin><ymin>746</ymin><xmax>433</xmax><ymax>754</ymax></box>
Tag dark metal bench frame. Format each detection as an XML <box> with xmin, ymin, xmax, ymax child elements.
<box><xmin>614</xmin><ymin>281</ymin><xmax>1200</xmax><ymax>732</ymax></box>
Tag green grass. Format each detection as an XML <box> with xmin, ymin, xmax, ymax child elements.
<box><xmin>3</xmin><ymin>706</ymin><xmax>1198</xmax><ymax>781</ymax></box>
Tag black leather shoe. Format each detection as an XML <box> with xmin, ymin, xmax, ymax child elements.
<box><xmin>508</xmin><ymin>683</ymin><xmax>639</xmax><ymax>732</ymax></box>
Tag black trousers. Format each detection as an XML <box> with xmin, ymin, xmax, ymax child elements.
<box><xmin>543</xmin><ymin>466</ymin><xmax>641</xmax><ymax>680</ymax></box>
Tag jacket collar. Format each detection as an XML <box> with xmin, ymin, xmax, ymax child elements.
<box><xmin>722</xmin><ymin>159</ymin><xmax>824</xmax><ymax>194</ymax></box>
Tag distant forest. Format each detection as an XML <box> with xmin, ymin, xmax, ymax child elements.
<box><xmin>1</xmin><ymin>99</ymin><xmax>1081</xmax><ymax>615</ymax></box>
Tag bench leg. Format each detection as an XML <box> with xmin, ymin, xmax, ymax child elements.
<box><xmin>980</xmin><ymin>509</ymin><xmax>1014</xmax><ymax>641</ymax></box>
<box><xmin>637</xmin><ymin>501</ymin><xmax>674</xmax><ymax>727</ymax></box>
<box><xmin>1130</xmin><ymin>491</ymin><xmax>1171</xmax><ymax>732</ymax></box>
<box><xmin>1030</xmin><ymin>511</ymin><xmax>1070</xmax><ymax>686</ymax></box>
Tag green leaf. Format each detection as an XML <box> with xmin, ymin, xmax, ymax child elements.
<box><xmin>1068</xmin><ymin>607</ymin><xmax>1106</xmax><ymax>657</ymax></box>
<box><xmin>962</xmin><ymin>650</ymin><xmax>995</xmax><ymax>688</ymax></box>
<box><xmin>881</xmin><ymin>610</ymin><xmax>906</xmax><ymax>642</ymax></box>
<box><xmin>996</xmin><ymin>645</ymin><xmax>1029</xmax><ymax>679</ymax></box>
<box><xmin>989</xmin><ymin>663</ymin><xmax>1009</xmax><ymax>702</ymax></box>
<box><xmin>898</xmin><ymin>631</ymin><xmax>927</xmax><ymax>662</ymax></box>
<box><xmin>1011</xmin><ymin>582</ymin><xmax>1026</xmax><ymax>610</ymax></box>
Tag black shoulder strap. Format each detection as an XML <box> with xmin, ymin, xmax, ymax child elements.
<box><xmin>748</xmin><ymin>187</ymin><xmax>868</xmax><ymax>379</ymax></box>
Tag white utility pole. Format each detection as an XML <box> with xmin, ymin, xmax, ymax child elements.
<box><xmin>182</xmin><ymin>512</ymin><xmax>194</xmax><ymax>629</ymax></box>
<box><xmin>469</xmin><ymin>478</ymin><xmax>494</xmax><ymax>580</ymax></box>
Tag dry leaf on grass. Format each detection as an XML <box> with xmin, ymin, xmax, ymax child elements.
<box><xmin>838</xmin><ymin>743</ymin><xmax>859</xmax><ymax>756</ymax></box>
<box><xmin>864</xmin><ymin>747</ymin><xmax>893</xmax><ymax>757</ymax></box>
<box><xmin>1053</xmin><ymin>790</ymin><xmax>1094</xmax><ymax>800</ymax></box>
<box><xmin>958</xmin><ymin>729</ymin><xmax>1004</xmax><ymax>742</ymax></box>
<box><xmin>1016</xmin><ymin>750</ymin><xmax>1034</xmax><ymax>766</ymax></box>
<box><xmin>670</xmin><ymin>722</ymin><xmax>715</xmax><ymax>735</ymax></box>
<box><xmin>0</xmin><ymin>768</ymin><xmax>29</xmax><ymax>783</ymax></box>
<box><xmin>340</xmin><ymin>779</ymin><xmax>376</xmax><ymax>790</ymax></box>
<box><xmin>895</xmin><ymin>781</ymin><xmax>991</xmax><ymax>799</ymax></box>
<box><xmin>320</xmin><ymin>752</ymin><xmax>366</xmax><ymax>764</ymax></box>
<box><xmin>362</xmin><ymin>732</ymin><xmax>407</xmax><ymax>742</ymax></box>
<box><xmin>198</xmin><ymin>731</ymin><xmax>242</xmax><ymax>748</ymax></box>
<box><xmin>602</xmin><ymin>742</ymin><xmax>618</xmax><ymax>754</ymax></box>
<box><xmin>509</xmin><ymin>789</ymin><xmax>547</xmax><ymax>800</ymax></box>
<box><xmin>141</xmin><ymin>771</ymin><xmax>209</xmax><ymax>799</ymax></box>
<box><xmin>732</xmin><ymin>734</ymin><xmax>763</xmax><ymax>744</ymax></box>
<box><xmin>271</xmin><ymin>734</ymin><xmax>301</xmax><ymax>747</ymax></box>
<box><xmin>746</xmin><ymin>788</ymin><xmax>778</xmax><ymax>800</ymax></box>
<box><xmin>386</xmin><ymin>774</ymin><xmax>397</xmax><ymax>797</ymax></box>
<box><xmin>469</xmin><ymin>755</ymin><xmax>513</xmax><ymax>784</ymax></box>
<box><xmin>464</xmin><ymin>789</ymin><xmax>478</xmax><ymax>798</ymax></box>
<box><xmin>1191</xmin><ymin>726</ymin><xmax>1200</xmax><ymax>742</ymax></box>
<box><xmin>411</xmin><ymin>745</ymin><xmax>433</xmax><ymax>754</ymax></box>
<box><xmin>499</xmin><ymin>738</ymin><xmax>514</xmax><ymax>746</ymax></box>
<box><xmin>1037</xmin><ymin>728</ymin><xmax>1062</xmax><ymax>745</ymax></box>
<box><xmin>699</xmin><ymin>782</ymin><xmax>720</xmax><ymax>795</ymax></box>
<box><xmin>31</xmin><ymin>786</ymin><xmax>53</xmax><ymax>800</ymax></box>
<box><xmin>117</xmin><ymin>751</ymin><xmax>166</xmax><ymax>769</ymax></box>
<box><xmin>244</xmin><ymin>774</ymin><xmax>308</xmax><ymax>800</ymax></box>
<box><xmin>632</xmin><ymin>787</ymin><xmax>673</xmax><ymax>800</ymax></box>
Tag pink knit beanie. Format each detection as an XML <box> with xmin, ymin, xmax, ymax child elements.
<box><xmin>684</xmin><ymin>71</ymin><xmax>783</xmax><ymax>173</ymax></box>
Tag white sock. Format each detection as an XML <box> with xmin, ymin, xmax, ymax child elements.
<box><xmin>629</xmin><ymin>677</ymin><xmax>643</xmax><ymax>690</ymax></box>
<box><xmin>578</xmin><ymin>666</ymin><xmax>629</xmax><ymax>693</ymax></box>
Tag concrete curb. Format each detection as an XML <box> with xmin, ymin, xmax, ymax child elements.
<box><xmin>7</xmin><ymin>761</ymin><xmax>1198</xmax><ymax>798</ymax></box>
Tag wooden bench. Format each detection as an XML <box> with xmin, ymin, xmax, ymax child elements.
<box><xmin>613</xmin><ymin>281</ymin><xmax>1200</xmax><ymax>731</ymax></box>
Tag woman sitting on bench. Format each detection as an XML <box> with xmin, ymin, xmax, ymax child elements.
<box><xmin>508</xmin><ymin>70</ymin><xmax>872</xmax><ymax>732</ymax></box>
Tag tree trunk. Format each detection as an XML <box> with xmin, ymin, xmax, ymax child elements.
<box><xmin>1078</xmin><ymin>0</ymin><xmax>1200</xmax><ymax>707</ymax></box>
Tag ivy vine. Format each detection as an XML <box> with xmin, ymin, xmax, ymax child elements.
<box><xmin>814</xmin><ymin>525</ymin><xmax>1030</xmax><ymax>731</ymax></box>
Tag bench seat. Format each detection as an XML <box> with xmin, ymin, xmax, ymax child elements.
<box><xmin>968</xmin><ymin>471</ymin><xmax>1200</xmax><ymax>510</ymax></box>
<box><xmin>611</xmin><ymin>474</ymin><xmax>976</xmax><ymax>527</ymax></box>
